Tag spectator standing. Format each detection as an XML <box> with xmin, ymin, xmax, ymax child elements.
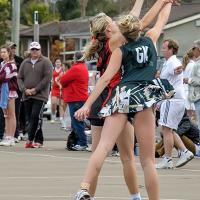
<box><xmin>8</xmin><ymin>42</ymin><xmax>24</xmax><ymax>141</ymax></box>
<box><xmin>156</xmin><ymin>39</ymin><xmax>194</xmax><ymax>169</ymax></box>
<box><xmin>0</xmin><ymin>45</ymin><xmax>18</xmax><ymax>146</ymax></box>
<box><xmin>60</xmin><ymin>51</ymin><xmax>89</xmax><ymax>150</ymax></box>
<box><xmin>182</xmin><ymin>48</ymin><xmax>196</xmax><ymax>119</ymax></box>
<box><xmin>0</xmin><ymin>56</ymin><xmax>4</xmax><ymax>140</ymax></box>
<box><xmin>17</xmin><ymin>41</ymin><xmax>53</xmax><ymax>148</ymax></box>
<box><xmin>187</xmin><ymin>40</ymin><xmax>200</xmax><ymax>133</ymax></box>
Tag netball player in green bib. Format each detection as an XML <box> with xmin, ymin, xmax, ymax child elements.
<box><xmin>75</xmin><ymin>1</ymin><xmax>176</xmax><ymax>200</ymax></box>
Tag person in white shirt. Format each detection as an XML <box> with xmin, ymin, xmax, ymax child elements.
<box><xmin>182</xmin><ymin>48</ymin><xmax>196</xmax><ymax>118</ymax></box>
<box><xmin>186</xmin><ymin>40</ymin><xmax>200</xmax><ymax>133</ymax></box>
<box><xmin>156</xmin><ymin>39</ymin><xmax>194</xmax><ymax>169</ymax></box>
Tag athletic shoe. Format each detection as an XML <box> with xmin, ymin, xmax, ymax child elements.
<box><xmin>156</xmin><ymin>158</ymin><xmax>173</xmax><ymax>169</ymax></box>
<box><xmin>72</xmin><ymin>145</ymin><xmax>87</xmax><ymax>151</ymax></box>
<box><xmin>32</xmin><ymin>143</ymin><xmax>44</xmax><ymax>148</ymax></box>
<box><xmin>25</xmin><ymin>141</ymin><xmax>33</xmax><ymax>148</ymax></box>
<box><xmin>175</xmin><ymin>150</ymin><xmax>194</xmax><ymax>168</ymax></box>
<box><xmin>0</xmin><ymin>137</ymin><xmax>15</xmax><ymax>146</ymax></box>
<box><xmin>14</xmin><ymin>137</ymin><xmax>19</xmax><ymax>143</ymax></box>
<box><xmin>18</xmin><ymin>133</ymin><xmax>27</xmax><ymax>141</ymax></box>
<box><xmin>50</xmin><ymin>119</ymin><xmax>55</xmax><ymax>123</ymax></box>
<box><xmin>74</xmin><ymin>190</ymin><xmax>91</xmax><ymax>200</ymax></box>
<box><xmin>85</xmin><ymin>146</ymin><xmax>92</xmax><ymax>152</ymax></box>
<box><xmin>110</xmin><ymin>150</ymin><xmax>120</xmax><ymax>157</ymax></box>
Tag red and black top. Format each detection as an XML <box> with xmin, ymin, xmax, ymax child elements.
<box><xmin>97</xmin><ymin>39</ymin><xmax>121</xmax><ymax>105</ymax></box>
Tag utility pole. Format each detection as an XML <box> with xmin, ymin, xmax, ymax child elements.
<box><xmin>33</xmin><ymin>11</ymin><xmax>39</xmax><ymax>42</ymax></box>
<box><xmin>11</xmin><ymin>0</ymin><xmax>20</xmax><ymax>54</ymax></box>
<box><xmin>51</xmin><ymin>0</ymin><xmax>58</xmax><ymax>20</ymax></box>
<box><xmin>80</xmin><ymin>0</ymin><xmax>88</xmax><ymax>17</ymax></box>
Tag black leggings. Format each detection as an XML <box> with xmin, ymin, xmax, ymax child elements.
<box><xmin>24</xmin><ymin>98</ymin><xmax>45</xmax><ymax>144</ymax></box>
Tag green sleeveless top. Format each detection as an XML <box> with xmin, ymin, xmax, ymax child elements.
<box><xmin>120</xmin><ymin>36</ymin><xmax>157</xmax><ymax>83</ymax></box>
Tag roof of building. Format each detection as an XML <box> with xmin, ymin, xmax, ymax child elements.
<box><xmin>20</xmin><ymin>2</ymin><xmax>200</xmax><ymax>37</ymax></box>
<box><xmin>166</xmin><ymin>2</ymin><xmax>200</xmax><ymax>23</ymax></box>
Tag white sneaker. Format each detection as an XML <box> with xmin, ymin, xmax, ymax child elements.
<box><xmin>175</xmin><ymin>150</ymin><xmax>194</xmax><ymax>168</ymax></box>
<box><xmin>61</xmin><ymin>120</ymin><xmax>66</xmax><ymax>129</ymax></box>
<box><xmin>51</xmin><ymin>115</ymin><xmax>56</xmax><ymax>123</ymax></box>
<box><xmin>110</xmin><ymin>150</ymin><xmax>120</xmax><ymax>157</ymax></box>
<box><xmin>72</xmin><ymin>145</ymin><xmax>87</xmax><ymax>151</ymax></box>
<box><xmin>156</xmin><ymin>158</ymin><xmax>173</xmax><ymax>169</ymax></box>
<box><xmin>74</xmin><ymin>190</ymin><xmax>91</xmax><ymax>200</ymax></box>
<box><xmin>14</xmin><ymin>137</ymin><xmax>19</xmax><ymax>143</ymax></box>
<box><xmin>50</xmin><ymin>119</ymin><xmax>55</xmax><ymax>123</ymax></box>
<box><xmin>0</xmin><ymin>137</ymin><xmax>15</xmax><ymax>147</ymax></box>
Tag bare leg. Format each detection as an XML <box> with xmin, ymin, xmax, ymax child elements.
<box><xmin>116</xmin><ymin>122</ymin><xmax>139</xmax><ymax>195</ymax></box>
<box><xmin>51</xmin><ymin>96</ymin><xmax>58</xmax><ymax>120</ymax></box>
<box><xmin>6</xmin><ymin>99</ymin><xmax>16</xmax><ymax>137</ymax></box>
<box><xmin>89</xmin><ymin>125</ymin><xmax>102</xmax><ymax>197</ymax></box>
<box><xmin>81</xmin><ymin>113</ymin><xmax>127</xmax><ymax>189</ymax></box>
<box><xmin>59</xmin><ymin>98</ymin><xmax>64</xmax><ymax>119</ymax></box>
<box><xmin>173</xmin><ymin>132</ymin><xmax>187</xmax><ymax>151</ymax></box>
<box><xmin>134</xmin><ymin>108</ymin><xmax>159</xmax><ymax>200</ymax></box>
<box><xmin>91</xmin><ymin>125</ymin><xmax>102</xmax><ymax>152</ymax></box>
<box><xmin>162</xmin><ymin>126</ymin><xmax>174</xmax><ymax>157</ymax></box>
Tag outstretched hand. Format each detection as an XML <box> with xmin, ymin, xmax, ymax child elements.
<box><xmin>74</xmin><ymin>104</ymin><xmax>91</xmax><ymax>121</ymax></box>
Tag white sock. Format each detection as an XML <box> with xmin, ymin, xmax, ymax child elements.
<box><xmin>131</xmin><ymin>192</ymin><xmax>141</xmax><ymax>200</ymax></box>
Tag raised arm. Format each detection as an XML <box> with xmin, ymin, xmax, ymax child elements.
<box><xmin>140</xmin><ymin>0</ymin><xmax>173</xmax><ymax>31</ymax></box>
<box><xmin>129</xmin><ymin>0</ymin><xmax>144</xmax><ymax>17</ymax></box>
<box><xmin>145</xmin><ymin>2</ymin><xmax>172</xmax><ymax>44</ymax></box>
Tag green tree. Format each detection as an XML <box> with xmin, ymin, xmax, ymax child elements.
<box><xmin>0</xmin><ymin>0</ymin><xmax>10</xmax><ymax>45</ymax></box>
<box><xmin>57</xmin><ymin>0</ymin><xmax>80</xmax><ymax>20</ymax></box>
<box><xmin>57</xmin><ymin>0</ymin><xmax>118</xmax><ymax>20</ymax></box>
<box><xmin>86</xmin><ymin>0</ymin><xmax>118</xmax><ymax>17</ymax></box>
<box><xmin>21</xmin><ymin>1</ymin><xmax>58</xmax><ymax>25</ymax></box>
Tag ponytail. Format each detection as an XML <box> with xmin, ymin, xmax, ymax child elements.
<box><xmin>182</xmin><ymin>48</ymin><xmax>194</xmax><ymax>70</ymax></box>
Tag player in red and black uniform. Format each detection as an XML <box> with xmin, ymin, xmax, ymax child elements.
<box><xmin>51</xmin><ymin>58</ymin><xmax>64</xmax><ymax>123</ymax></box>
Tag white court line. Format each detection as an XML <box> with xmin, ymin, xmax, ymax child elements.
<box><xmin>0</xmin><ymin>150</ymin><xmax>125</xmax><ymax>164</ymax></box>
<box><xmin>0</xmin><ymin>150</ymin><xmax>199</xmax><ymax>171</ymax></box>
<box><xmin>0</xmin><ymin>172</ymin><xmax>200</xmax><ymax>180</ymax></box>
<box><xmin>0</xmin><ymin>195</ymin><xmax>186</xmax><ymax>200</ymax></box>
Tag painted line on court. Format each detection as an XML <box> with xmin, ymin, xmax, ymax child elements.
<box><xmin>1</xmin><ymin>172</ymin><xmax>200</xmax><ymax>180</ymax></box>
<box><xmin>0</xmin><ymin>194</ymin><xmax>186</xmax><ymax>200</ymax></box>
<box><xmin>0</xmin><ymin>150</ymin><xmax>130</xmax><ymax>164</ymax></box>
<box><xmin>0</xmin><ymin>150</ymin><xmax>199</xmax><ymax>170</ymax></box>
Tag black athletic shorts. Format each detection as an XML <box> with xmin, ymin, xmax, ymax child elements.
<box><xmin>88</xmin><ymin>87</ymin><xmax>133</xmax><ymax>126</ymax></box>
<box><xmin>88</xmin><ymin>88</ymin><xmax>109</xmax><ymax>127</ymax></box>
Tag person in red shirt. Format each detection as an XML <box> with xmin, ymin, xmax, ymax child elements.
<box><xmin>51</xmin><ymin>58</ymin><xmax>64</xmax><ymax>124</ymax></box>
<box><xmin>60</xmin><ymin>52</ymin><xmax>89</xmax><ymax>150</ymax></box>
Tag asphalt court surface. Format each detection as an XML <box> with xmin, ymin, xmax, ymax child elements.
<box><xmin>0</xmin><ymin>140</ymin><xmax>199</xmax><ymax>200</ymax></box>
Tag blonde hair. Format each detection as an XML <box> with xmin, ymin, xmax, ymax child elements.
<box><xmin>182</xmin><ymin>48</ymin><xmax>195</xmax><ymax>70</ymax></box>
<box><xmin>117</xmin><ymin>15</ymin><xmax>141</xmax><ymax>41</ymax></box>
<box><xmin>84</xmin><ymin>13</ymin><xmax>110</xmax><ymax>60</ymax></box>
